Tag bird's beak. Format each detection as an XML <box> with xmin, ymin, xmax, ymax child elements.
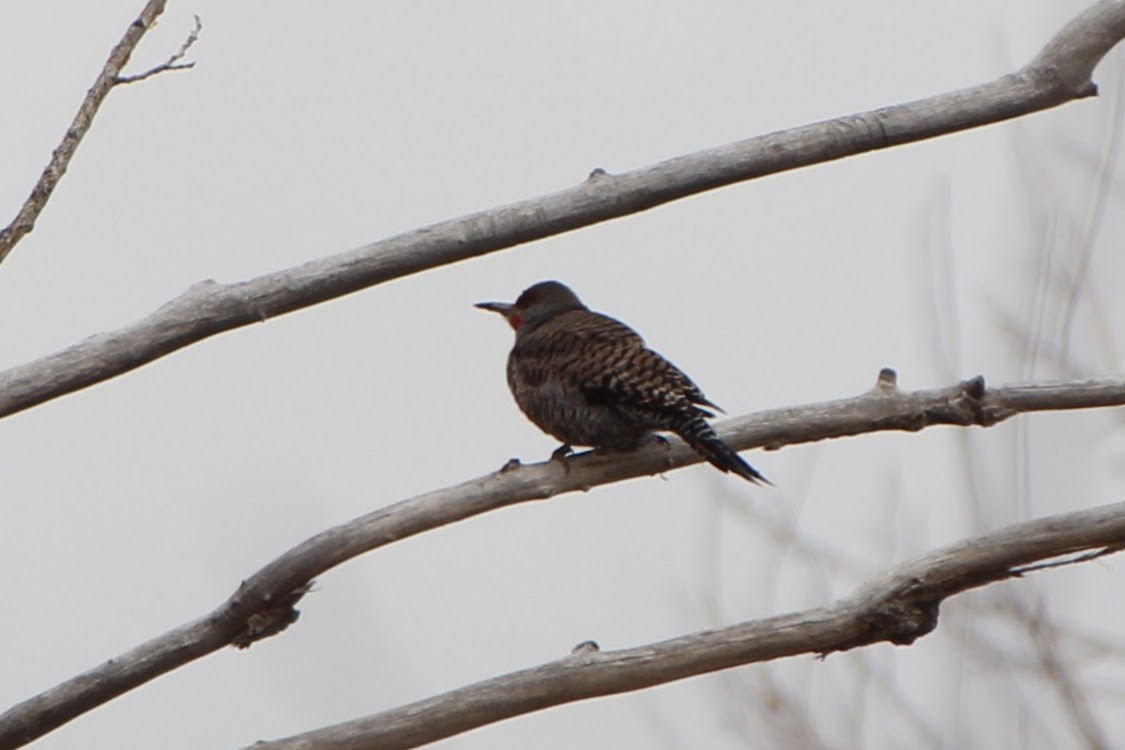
<box><xmin>474</xmin><ymin>301</ymin><xmax>514</xmax><ymax>315</ymax></box>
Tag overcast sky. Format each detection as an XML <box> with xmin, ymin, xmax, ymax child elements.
<box><xmin>2</xmin><ymin>2</ymin><xmax>1123</xmax><ymax>749</ymax></box>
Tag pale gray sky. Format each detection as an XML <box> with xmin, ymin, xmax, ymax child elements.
<box><xmin>1</xmin><ymin>2</ymin><xmax>1123</xmax><ymax>748</ymax></box>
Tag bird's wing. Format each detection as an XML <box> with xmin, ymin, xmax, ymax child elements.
<box><xmin>518</xmin><ymin>311</ymin><xmax>720</xmax><ymax>418</ymax></box>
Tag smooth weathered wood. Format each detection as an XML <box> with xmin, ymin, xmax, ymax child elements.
<box><xmin>1</xmin><ymin>1</ymin><xmax>1123</xmax><ymax>419</ymax></box>
<box><xmin>1</xmin><ymin>374</ymin><xmax>1122</xmax><ymax>750</ymax></box>
<box><xmin>248</xmin><ymin>502</ymin><xmax>1125</xmax><ymax>750</ymax></box>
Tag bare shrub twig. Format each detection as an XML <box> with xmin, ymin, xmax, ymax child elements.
<box><xmin>0</xmin><ymin>0</ymin><xmax>200</xmax><ymax>265</ymax></box>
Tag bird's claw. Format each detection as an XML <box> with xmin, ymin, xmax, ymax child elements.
<box><xmin>549</xmin><ymin>444</ymin><xmax>574</xmax><ymax>475</ymax></box>
<box><xmin>652</xmin><ymin>434</ymin><xmax>674</xmax><ymax>470</ymax></box>
<box><xmin>551</xmin><ymin>444</ymin><xmax>574</xmax><ymax>461</ymax></box>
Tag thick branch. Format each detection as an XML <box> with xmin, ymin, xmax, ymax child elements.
<box><xmin>243</xmin><ymin>502</ymin><xmax>1125</xmax><ymax>750</ymax></box>
<box><xmin>2</xmin><ymin>0</ymin><xmax>1124</xmax><ymax>419</ymax></box>
<box><xmin>0</xmin><ymin>1</ymin><xmax>197</xmax><ymax>265</ymax></box>
<box><xmin>1</xmin><ymin>374</ymin><xmax>1122</xmax><ymax>749</ymax></box>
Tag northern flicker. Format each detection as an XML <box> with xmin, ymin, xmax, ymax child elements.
<box><xmin>476</xmin><ymin>280</ymin><xmax>768</xmax><ymax>484</ymax></box>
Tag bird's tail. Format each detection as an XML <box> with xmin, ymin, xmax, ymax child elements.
<box><xmin>674</xmin><ymin>415</ymin><xmax>771</xmax><ymax>485</ymax></box>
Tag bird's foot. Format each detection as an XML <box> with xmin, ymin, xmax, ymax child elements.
<box><xmin>550</xmin><ymin>444</ymin><xmax>576</xmax><ymax>474</ymax></box>
<box><xmin>551</xmin><ymin>444</ymin><xmax>574</xmax><ymax>461</ymax></box>
<box><xmin>651</xmin><ymin>434</ymin><xmax>675</xmax><ymax>470</ymax></box>
<box><xmin>499</xmin><ymin>457</ymin><xmax>522</xmax><ymax>473</ymax></box>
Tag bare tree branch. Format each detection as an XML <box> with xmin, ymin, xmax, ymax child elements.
<box><xmin>3</xmin><ymin>3</ymin><xmax>1123</xmax><ymax>749</ymax></box>
<box><xmin>114</xmin><ymin>14</ymin><xmax>201</xmax><ymax>84</ymax></box>
<box><xmin>1023</xmin><ymin>596</ymin><xmax>1112</xmax><ymax>750</ymax></box>
<box><xmin>0</xmin><ymin>373</ymin><xmax>1122</xmax><ymax>749</ymax></box>
<box><xmin>245</xmin><ymin>501</ymin><xmax>1125</xmax><ymax>750</ymax></box>
<box><xmin>2</xmin><ymin>1</ymin><xmax>1124</xmax><ymax>420</ymax></box>
<box><xmin>0</xmin><ymin>1</ymin><xmax>199</xmax><ymax>265</ymax></box>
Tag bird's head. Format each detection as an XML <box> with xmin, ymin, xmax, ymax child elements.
<box><xmin>476</xmin><ymin>280</ymin><xmax>586</xmax><ymax>331</ymax></box>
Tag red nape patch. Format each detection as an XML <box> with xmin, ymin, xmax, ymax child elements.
<box><xmin>508</xmin><ymin>314</ymin><xmax>523</xmax><ymax>330</ymax></box>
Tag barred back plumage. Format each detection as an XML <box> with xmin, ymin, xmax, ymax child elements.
<box><xmin>477</xmin><ymin>281</ymin><xmax>768</xmax><ymax>485</ymax></box>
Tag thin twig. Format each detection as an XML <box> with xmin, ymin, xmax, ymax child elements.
<box><xmin>115</xmin><ymin>14</ymin><xmax>201</xmax><ymax>84</ymax></box>
<box><xmin>0</xmin><ymin>1</ymin><xmax>199</xmax><ymax>265</ymax></box>
<box><xmin>1011</xmin><ymin>543</ymin><xmax>1125</xmax><ymax>575</ymax></box>
<box><xmin>1020</xmin><ymin>594</ymin><xmax>1111</xmax><ymax>750</ymax></box>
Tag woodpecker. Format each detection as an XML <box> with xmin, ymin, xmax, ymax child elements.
<box><xmin>476</xmin><ymin>281</ymin><xmax>768</xmax><ymax>484</ymax></box>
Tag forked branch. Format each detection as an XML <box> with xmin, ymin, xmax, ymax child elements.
<box><xmin>0</xmin><ymin>0</ymin><xmax>199</xmax><ymax>265</ymax></box>
<box><xmin>115</xmin><ymin>14</ymin><xmax>201</xmax><ymax>84</ymax></box>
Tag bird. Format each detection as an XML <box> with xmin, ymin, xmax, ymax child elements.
<box><xmin>476</xmin><ymin>280</ymin><xmax>768</xmax><ymax>484</ymax></box>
